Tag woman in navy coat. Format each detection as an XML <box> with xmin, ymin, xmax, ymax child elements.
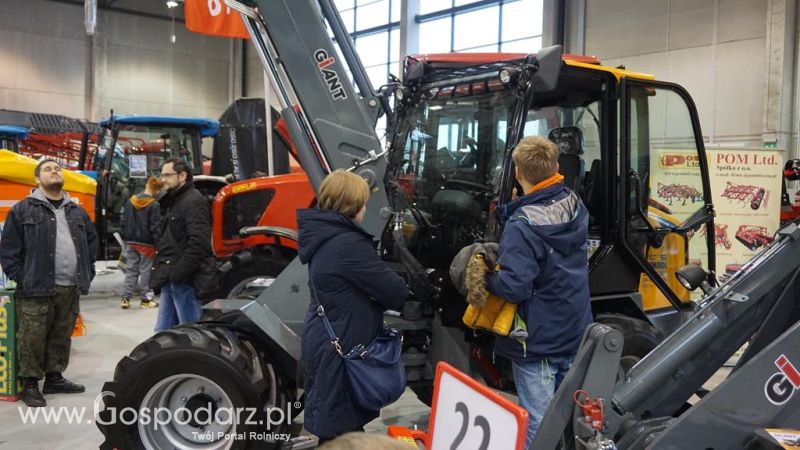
<box><xmin>297</xmin><ymin>170</ymin><xmax>408</xmax><ymax>443</ymax></box>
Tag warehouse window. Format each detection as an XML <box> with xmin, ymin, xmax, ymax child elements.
<box><xmin>335</xmin><ymin>0</ymin><xmax>401</xmax><ymax>91</ymax></box>
<box><xmin>335</xmin><ymin>0</ymin><xmax>401</xmax><ymax>138</ymax></box>
<box><xmin>418</xmin><ymin>0</ymin><xmax>543</xmax><ymax>54</ymax></box>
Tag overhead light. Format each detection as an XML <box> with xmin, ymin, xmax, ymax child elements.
<box><xmin>166</xmin><ymin>1</ymin><xmax>179</xmax><ymax>8</ymax></box>
<box><xmin>498</xmin><ymin>67</ymin><xmax>519</xmax><ymax>86</ymax></box>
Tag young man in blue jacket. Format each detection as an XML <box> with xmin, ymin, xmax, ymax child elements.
<box><xmin>486</xmin><ymin>136</ymin><xmax>592</xmax><ymax>447</ymax></box>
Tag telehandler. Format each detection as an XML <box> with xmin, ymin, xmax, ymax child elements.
<box><xmin>95</xmin><ymin>1</ymin><xmax>795</xmax><ymax>449</ymax></box>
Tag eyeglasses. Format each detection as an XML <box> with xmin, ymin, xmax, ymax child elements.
<box><xmin>160</xmin><ymin>172</ymin><xmax>180</xmax><ymax>179</ymax></box>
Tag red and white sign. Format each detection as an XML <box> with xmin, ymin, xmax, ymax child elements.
<box><xmin>428</xmin><ymin>362</ymin><xmax>528</xmax><ymax>450</ymax></box>
<box><xmin>184</xmin><ymin>0</ymin><xmax>249</xmax><ymax>40</ymax></box>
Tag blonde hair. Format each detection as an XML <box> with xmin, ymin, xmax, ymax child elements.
<box><xmin>146</xmin><ymin>176</ymin><xmax>165</xmax><ymax>194</ymax></box>
<box><xmin>318</xmin><ymin>432</ymin><xmax>412</xmax><ymax>450</ymax></box>
<box><xmin>317</xmin><ymin>169</ymin><xmax>370</xmax><ymax>218</ymax></box>
<box><xmin>511</xmin><ymin>136</ymin><xmax>559</xmax><ymax>185</ymax></box>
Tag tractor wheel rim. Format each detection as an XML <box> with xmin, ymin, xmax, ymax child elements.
<box><xmin>139</xmin><ymin>374</ymin><xmax>235</xmax><ymax>450</ymax></box>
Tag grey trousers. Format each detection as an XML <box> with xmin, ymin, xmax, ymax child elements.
<box><xmin>122</xmin><ymin>247</ymin><xmax>154</xmax><ymax>299</ymax></box>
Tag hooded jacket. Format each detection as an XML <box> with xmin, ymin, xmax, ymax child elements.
<box><xmin>0</xmin><ymin>189</ymin><xmax>97</xmax><ymax>296</ymax></box>
<box><xmin>121</xmin><ymin>192</ymin><xmax>160</xmax><ymax>247</ymax></box>
<box><xmin>487</xmin><ymin>182</ymin><xmax>592</xmax><ymax>359</ymax></box>
<box><xmin>297</xmin><ymin>208</ymin><xmax>408</xmax><ymax>439</ymax></box>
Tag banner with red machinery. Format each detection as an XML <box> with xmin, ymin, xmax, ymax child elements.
<box><xmin>184</xmin><ymin>0</ymin><xmax>249</xmax><ymax>40</ymax></box>
<box><xmin>651</xmin><ymin>148</ymin><xmax>782</xmax><ymax>282</ymax></box>
<box><xmin>707</xmin><ymin>148</ymin><xmax>782</xmax><ymax>279</ymax></box>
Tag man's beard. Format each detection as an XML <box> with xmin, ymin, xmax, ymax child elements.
<box><xmin>42</xmin><ymin>180</ymin><xmax>64</xmax><ymax>192</ymax></box>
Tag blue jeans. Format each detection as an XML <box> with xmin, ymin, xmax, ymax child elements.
<box><xmin>154</xmin><ymin>283</ymin><xmax>202</xmax><ymax>332</ymax></box>
<box><xmin>513</xmin><ymin>355</ymin><xmax>575</xmax><ymax>448</ymax></box>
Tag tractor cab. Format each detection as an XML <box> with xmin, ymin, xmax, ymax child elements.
<box><xmin>388</xmin><ymin>51</ymin><xmax>716</xmax><ymax>339</ymax></box>
<box><xmin>0</xmin><ymin>125</ymin><xmax>28</xmax><ymax>152</ymax></box>
<box><xmin>91</xmin><ymin>115</ymin><xmax>220</xmax><ymax>256</ymax></box>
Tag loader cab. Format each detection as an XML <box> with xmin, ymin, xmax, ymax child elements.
<box><xmin>390</xmin><ymin>53</ymin><xmax>715</xmax><ymax>335</ymax></box>
<box><xmin>0</xmin><ymin>125</ymin><xmax>28</xmax><ymax>153</ymax></box>
<box><xmin>93</xmin><ymin>115</ymin><xmax>220</xmax><ymax>256</ymax></box>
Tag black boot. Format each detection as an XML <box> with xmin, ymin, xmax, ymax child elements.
<box><xmin>42</xmin><ymin>372</ymin><xmax>85</xmax><ymax>394</ymax></box>
<box><xmin>21</xmin><ymin>378</ymin><xmax>46</xmax><ymax>407</ymax></box>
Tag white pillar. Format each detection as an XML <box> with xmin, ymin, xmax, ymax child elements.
<box><xmin>399</xmin><ymin>0</ymin><xmax>419</xmax><ymax>80</ymax></box>
<box><xmin>763</xmin><ymin>0</ymin><xmax>797</xmax><ymax>154</ymax></box>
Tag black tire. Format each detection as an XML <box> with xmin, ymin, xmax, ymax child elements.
<box><xmin>98</xmin><ymin>323</ymin><xmax>291</xmax><ymax>450</ymax></box>
<box><xmin>219</xmin><ymin>257</ymin><xmax>289</xmax><ymax>301</ymax></box>
<box><xmin>595</xmin><ymin>313</ymin><xmax>662</xmax><ymax>374</ymax></box>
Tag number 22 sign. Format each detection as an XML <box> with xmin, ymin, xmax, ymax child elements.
<box><xmin>428</xmin><ymin>362</ymin><xmax>528</xmax><ymax>450</ymax></box>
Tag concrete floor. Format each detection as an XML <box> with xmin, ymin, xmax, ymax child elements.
<box><xmin>0</xmin><ymin>262</ymin><xmax>429</xmax><ymax>449</ymax></box>
<box><xmin>0</xmin><ymin>262</ymin><xmax>731</xmax><ymax>449</ymax></box>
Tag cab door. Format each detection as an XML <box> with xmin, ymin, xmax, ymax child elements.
<box><xmin>620</xmin><ymin>78</ymin><xmax>716</xmax><ymax>316</ymax></box>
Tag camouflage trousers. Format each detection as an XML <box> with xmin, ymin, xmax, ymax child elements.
<box><xmin>15</xmin><ymin>286</ymin><xmax>80</xmax><ymax>379</ymax></box>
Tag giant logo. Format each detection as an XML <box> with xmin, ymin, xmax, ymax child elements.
<box><xmin>764</xmin><ymin>354</ymin><xmax>800</xmax><ymax>405</ymax></box>
<box><xmin>314</xmin><ymin>49</ymin><xmax>347</xmax><ymax>100</ymax></box>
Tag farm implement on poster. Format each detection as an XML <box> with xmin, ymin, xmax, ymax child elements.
<box><xmin>735</xmin><ymin>224</ymin><xmax>774</xmax><ymax>251</ymax></box>
<box><xmin>722</xmin><ymin>181</ymin><xmax>767</xmax><ymax>210</ymax></box>
<box><xmin>656</xmin><ymin>182</ymin><xmax>703</xmax><ymax>206</ymax></box>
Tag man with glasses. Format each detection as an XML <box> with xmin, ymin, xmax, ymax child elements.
<box><xmin>149</xmin><ymin>158</ymin><xmax>211</xmax><ymax>331</ymax></box>
<box><xmin>0</xmin><ymin>159</ymin><xmax>97</xmax><ymax>407</ymax></box>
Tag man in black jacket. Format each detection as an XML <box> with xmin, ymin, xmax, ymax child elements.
<box><xmin>150</xmin><ymin>158</ymin><xmax>211</xmax><ymax>332</ymax></box>
<box><xmin>0</xmin><ymin>159</ymin><xmax>97</xmax><ymax>407</ymax></box>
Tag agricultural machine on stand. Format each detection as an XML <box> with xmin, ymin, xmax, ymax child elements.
<box><xmin>0</xmin><ymin>108</ymin><xmax>100</xmax><ymax>172</ymax></box>
<box><xmin>96</xmin><ymin>0</ymin><xmax>796</xmax><ymax>448</ymax></box>
<box><xmin>83</xmin><ymin>114</ymin><xmax>314</xmax><ymax>298</ymax></box>
<box><xmin>0</xmin><ymin>110</ymin><xmax>100</xmax><ymax>225</ymax></box>
<box><xmin>781</xmin><ymin>158</ymin><xmax>800</xmax><ymax>224</ymax></box>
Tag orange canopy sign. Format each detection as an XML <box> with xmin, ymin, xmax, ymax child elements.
<box><xmin>184</xmin><ymin>0</ymin><xmax>249</xmax><ymax>40</ymax></box>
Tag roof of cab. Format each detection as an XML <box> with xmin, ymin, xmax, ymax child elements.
<box><xmin>408</xmin><ymin>52</ymin><xmax>655</xmax><ymax>81</ymax></box>
<box><xmin>99</xmin><ymin>115</ymin><xmax>220</xmax><ymax>137</ymax></box>
<box><xmin>0</xmin><ymin>125</ymin><xmax>30</xmax><ymax>139</ymax></box>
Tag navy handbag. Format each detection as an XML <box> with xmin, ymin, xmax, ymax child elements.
<box><xmin>311</xmin><ymin>282</ymin><xmax>406</xmax><ymax>411</ymax></box>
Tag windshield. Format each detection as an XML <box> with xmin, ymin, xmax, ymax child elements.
<box><xmin>390</xmin><ymin>73</ymin><xmax>605</xmax><ymax>268</ymax></box>
<box><xmin>105</xmin><ymin>124</ymin><xmax>199</xmax><ymax>171</ymax></box>
<box><xmin>0</xmin><ymin>136</ymin><xmax>19</xmax><ymax>153</ymax></box>
<box><xmin>390</xmin><ymin>83</ymin><xmax>515</xmax><ymax>267</ymax></box>
<box><xmin>98</xmin><ymin>124</ymin><xmax>201</xmax><ymax>235</ymax></box>
<box><xmin>395</xmin><ymin>88</ymin><xmax>515</xmax><ymax>215</ymax></box>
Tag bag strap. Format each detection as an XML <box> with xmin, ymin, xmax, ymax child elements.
<box><xmin>308</xmin><ymin>273</ymin><xmax>345</xmax><ymax>356</ymax></box>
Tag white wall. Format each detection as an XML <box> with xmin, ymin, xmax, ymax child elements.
<box><xmin>0</xmin><ymin>0</ymin><xmax>233</xmax><ymax>122</ymax></box>
<box><xmin>582</xmin><ymin>0</ymin><xmax>769</xmax><ymax>148</ymax></box>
